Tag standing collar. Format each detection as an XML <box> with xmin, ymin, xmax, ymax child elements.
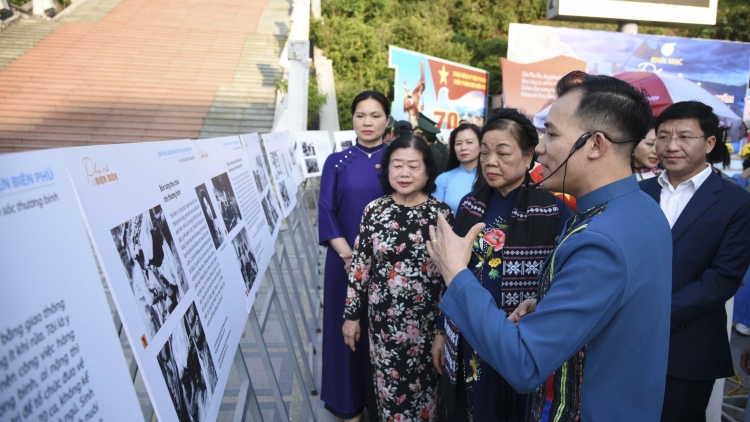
<box><xmin>576</xmin><ymin>175</ymin><xmax>640</xmax><ymax>212</ymax></box>
<box><xmin>355</xmin><ymin>141</ymin><xmax>387</xmax><ymax>153</ymax></box>
<box><xmin>459</xmin><ymin>165</ymin><xmax>478</xmax><ymax>175</ymax></box>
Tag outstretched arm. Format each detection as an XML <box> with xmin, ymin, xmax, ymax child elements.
<box><xmin>437</xmin><ymin>229</ymin><xmax>627</xmax><ymax>393</ymax></box>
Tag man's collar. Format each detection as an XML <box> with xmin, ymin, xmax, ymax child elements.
<box><xmin>576</xmin><ymin>175</ymin><xmax>639</xmax><ymax>212</ymax></box>
<box><xmin>658</xmin><ymin>163</ymin><xmax>711</xmax><ymax>191</ymax></box>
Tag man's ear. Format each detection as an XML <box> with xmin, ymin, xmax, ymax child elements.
<box><xmin>587</xmin><ymin>132</ymin><xmax>607</xmax><ymax>159</ymax></box>
<box><xmin>705</xmin><ymin>135</ymin><xmax>717</xmax><ymax>155</ymax></box>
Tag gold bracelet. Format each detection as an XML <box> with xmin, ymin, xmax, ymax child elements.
<box><xmin>433</xmin><ymin>329</ymin><xmax>445</xmax><ymax>336</ymax></box>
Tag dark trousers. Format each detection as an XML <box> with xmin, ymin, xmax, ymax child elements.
<box><xmin>661</xmin><ymin>375</ymin><xmax>715</xmax><ymax>422</ymax></box>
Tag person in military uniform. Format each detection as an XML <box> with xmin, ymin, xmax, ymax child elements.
<box><xmin>414</xmin><ymin>112</ymin><xmax>448</xmax><ymax>175</ymax></box>
<box><xmin>383</xmin><ymin>117</ymin><xmax>397</xmax><ymax>144</ymax></box>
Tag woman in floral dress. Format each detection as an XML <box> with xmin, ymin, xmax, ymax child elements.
<box><xmin>342</xmin><ymin>135</ymin><xmax>453</xmax><ymax>421</ymax></box>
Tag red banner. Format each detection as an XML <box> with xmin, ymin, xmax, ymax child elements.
<box><xmin>501</xmin><ymin>56</ymin><xmax>586</xmax><ymax>119</ymax></box>
<box><xmin>427</xmin><ymin>59</ymin><xmax>489</xmax><ymax>101</ymax></box>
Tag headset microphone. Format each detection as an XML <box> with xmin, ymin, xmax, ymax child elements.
<box><xmin>529</xmin><ymin>132</ymin><xmax>592</xmax><ymax>188</ymax></box>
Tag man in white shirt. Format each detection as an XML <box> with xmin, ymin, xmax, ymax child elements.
<box><xmin>640</xmin><ymin>101</ymin><xmax>750</xmax><ymax>421</ymax></box>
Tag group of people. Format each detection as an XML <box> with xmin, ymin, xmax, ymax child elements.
<box><xmin>317</xmin><ymin>71</ymin><xmax>750</xmax><ymax>422</ymax></box>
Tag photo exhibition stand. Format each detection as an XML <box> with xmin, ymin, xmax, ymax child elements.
<box><xmin>0</xmin><ymin>137</ymin><xmax>326</xmax><ymax>422</ymax></box>
<box><xmin>115</xmin><ymin>179</ymin><xmax>322</xmax><ymax>422</ymax></box>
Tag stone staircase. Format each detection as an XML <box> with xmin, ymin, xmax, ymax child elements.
<box><xmin>0</xmin><ymin>19</ymin><xmax>61</xmax><ymax>71</ymax></box>
<box><xmin>198</xmin><ymin>0</ymin><xmax>291</xmax><ymax>138</ymax></box>
<box><xmin>0</xmin><ymin>0</ymin><xmax>287</xmax><ymax>153</ymax></box>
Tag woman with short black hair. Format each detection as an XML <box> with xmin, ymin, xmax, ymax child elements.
<box><xmin>342</xmin><ymin>134</ymin><xmax>453</xmax><ymax>421</ymax></box>
<box><xmin>434</xmin><ymin>109</ymin><xmax>571</xmax><ymax>422</ymax></box>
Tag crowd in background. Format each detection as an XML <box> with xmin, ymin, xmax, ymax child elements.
<box><xmin>317</xmin><ymin>71</ymin><xmax>750</xmax><ymax>422</ymax></box>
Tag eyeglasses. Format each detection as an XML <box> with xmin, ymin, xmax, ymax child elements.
<box><xmin>654</xmin><ymin>135</ymin><xmax>705</xmax><ymax>144</ymax></box>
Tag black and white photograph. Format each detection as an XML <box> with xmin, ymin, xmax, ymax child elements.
<box><xmin>231</xmin><ymin>228</ymin><xmax>259</xmax><ymax>293</ymax></box>
<box><xmin>278</xmin><ymin>179</ymin><xmax>291</xmax><ymax>209</ymax></box>
<box><xmin>157</xmin><ymin>302</ymin><xmax>218</xmax><ymax>422</ymax></box>
<box><xmin>110</xmin><ymin>204</ymin><xmax>190</xmax><ymax>339</ymax></box>
<box><xmin>269</xmin><ymin>151</ymin><xmax>283</xmax><ymax>179</ymax></box>
<box><xmin>302</xmin><ymin>142</ymin><xmax>316</xmax><ymax>157</ymax></box>
<box><xmin>210</xmin><ymin>172</ymin><xmax>242</xmax><ymax>234</ymax></box>
<box><xmin>252</xmin><ymin>156</ymin><xmax>268</xmax><ymax>195</ymax></box>
<box><xmin>305</xmin><ymin>158</ymin><xmax>320</xmax><ymax>174</ymax></box>
<box><xmin>261</xmin><ymin>191</ymin><xmax>279</xmax><ymax>235</ymax></box>
<box><xmin>340</xmin><ymin>140</ymin><xmax>353</xmax><ymax>149</ymax></box>
<box><xmin>195</xmin><ymin>184</ymin><xmax>224</xmax><ymax>249</ymax></box>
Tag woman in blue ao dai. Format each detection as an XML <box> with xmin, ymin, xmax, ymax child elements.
<box><xmin>319</xmin><ymin>91</ymin><xmax>391</xmax><ymax>421</ymax></box>
<box><xmin>434</xmin><ymin>123</ymin><xmax>481</xmax><ymax>215</ymax></box>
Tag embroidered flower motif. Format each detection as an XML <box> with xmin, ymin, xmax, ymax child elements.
<box><xmin>506</xmin><ymin>261</ymin><xmax>521</xmax><ymax>275</ymax></box>
<box><xmin>489</xmin><ymin>258</ymin><xmax>501</xmax><ymax>268</ymax></box>
<box><xmin>483</xmin><ymin>228</ymin><xmax>506</xmax><ymax>252</ymax></box>
<box><xmin>505</xmin><ymin>292</ymin><xmax>520</xmax><ymax>306</ymax></box>
<box><xmin>526</xmin><ymin>260</ymin><xmax>540</xmax><ymax>274</ymax></box>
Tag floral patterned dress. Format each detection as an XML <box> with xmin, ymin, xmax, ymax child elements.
<box><xmin>344</xmin><ymin>195</ymin><xmax>454</xmax><ymax>422</ymax></box>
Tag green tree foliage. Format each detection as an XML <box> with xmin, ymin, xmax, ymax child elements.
<box><xmin>308</xmin><ymin>74</ymin><xmax>329</xmax><ymax>130</ymax></box>
<box><xmin>689</xmin><ymin>0</ymin><xmax>750</xmax><ymax>42</ymax></box>
<box><xmin>312</xmin><ymin>0</ymin><xmax>746</xmax><ymax>129</ymax></box>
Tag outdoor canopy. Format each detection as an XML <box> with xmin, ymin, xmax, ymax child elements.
<box><xmin>532</xmin><ymin>71</ymin><xmax>746</xmax><ymax>142</ymax></box>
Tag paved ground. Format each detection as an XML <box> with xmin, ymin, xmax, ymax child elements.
<box><xmin>0</xmin><ymin>0</ymin><xmax>287</xmax><ymax>152</ymax></box>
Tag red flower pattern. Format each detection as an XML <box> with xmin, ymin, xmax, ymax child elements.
<box><xmin>483</xmin><ymin>228</ymin><xmax>506</xmax><ymax>252</ymax></box>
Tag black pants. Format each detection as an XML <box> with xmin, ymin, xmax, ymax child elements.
<box><xmin>661</xmin><ymin>375</ymin><xmax>715</xmax><ymax>422</ymax></box>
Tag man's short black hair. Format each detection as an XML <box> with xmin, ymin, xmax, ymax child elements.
<box><xmin>378</xmin><ymin>135</ymin><xmax>438</xmax><ymax>195</ymax></box>
<box><xmin>556</xmin><ymin>71</ymin><xmax>653</xmax><ymax>158</ymax></box>
<box><xmin>654</xmin><ymin>101</ymin><xmax>719</xmax><ymax>141</ymax></box>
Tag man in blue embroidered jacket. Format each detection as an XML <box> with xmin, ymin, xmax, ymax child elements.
<box><xmin>427</xmin><ymin>71</ymin><xmax>673</xmax><ymax>421</ymax></box>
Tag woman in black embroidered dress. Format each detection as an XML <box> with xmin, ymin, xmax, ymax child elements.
<box><xmin>433</xmin><ymin>110</ymin><xmax>572</xmax><ymax>422</ymax></box>
<box><xmin>343</xmin><ymin>135</ymin><xmax>453</xmax><ymax>421</ymax></box>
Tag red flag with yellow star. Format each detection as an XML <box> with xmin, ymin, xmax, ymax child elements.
<box><xmin>427</xmin><ymin>59</ymin><xmax>489</xmax><ymax>101</ymax></box>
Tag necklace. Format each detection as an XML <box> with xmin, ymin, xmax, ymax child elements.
<box><xmin>354</xmin><ymin>143</ymin><xmax>385</xmax><ymax>159</ymax></box>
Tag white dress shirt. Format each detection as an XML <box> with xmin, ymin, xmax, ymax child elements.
<box><xmin>657</xmin><ymin>164</ymin><xmax>713</xmax><ymax>228</ymax></box>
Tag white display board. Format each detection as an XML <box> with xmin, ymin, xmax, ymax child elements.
<box><xmin>191</xmin><ymin>136</ymin><xmax>273</xmax><ymax>309</ymax></box>
<box><xmin>333</xmin><ymin>130</ymin><xmax>356</xmax><ymax>152</ymax></box>
<box><xmin>63</xmin><ymin>139</ymin><xmax>250</xmax><ymax>422</ymax></box>
<box><xmin>547</xmin><ymin>0</ymin><xmax>717</xmax><ymax>26</ymax></box>
<box><xmin>295</xmin><ymin>130</ymin><xmax>334</xmax><ymax>178</ymax></box>
<box><xmin>261</xmin><ymin>132</ymin><xmax>298</xmax><ymax>218</ymax></box>
<box><xmin>238</xmin><ymin>132</ymin><xmax>282</xmax><ymax>278</ymax></box>
<box><xmin>282</xmin><ymin>131</ymin><xmax>304</xmax><ymax>186</ymax></box>
<box><xmin>0</xmin><ymin>150</ymin><xmax>144</xmax><ymax>422</ymax></box>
